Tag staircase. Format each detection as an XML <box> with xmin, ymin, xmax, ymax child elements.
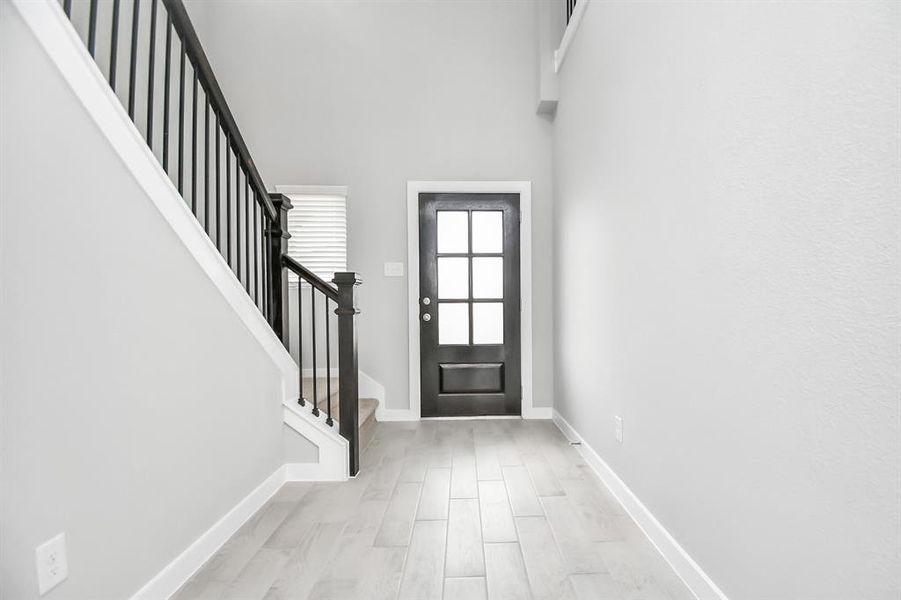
<box><xmin>53</xmin><ymin>0</ymin><xmax>367</xmax><ymax>475</ymax></box>
<box><xmin>302</xmin><ymin>377</ymin><xmax>379</xmax><ymax>450</ymax></box>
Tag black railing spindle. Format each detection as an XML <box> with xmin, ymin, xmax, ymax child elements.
<box><xmin>245</xmin><ymin>178</ymin><xmax>250</xmax><ymax>293</ymax></box>
<box><xmin>215</xmin><ymin>115</ymin><xmax>221</xmax><ymax>248</ymax></box>
<box><xmin>253</xmin><ymin>203</ymin><xmax>262</xmax><ymax>309</ymax></box>
<box><xmin>177</xmin><ymin>43</ymin><xmax>185</xmax><ymax>193</ymax></box>
<box><xmin>311</xmin><ymin>287</ymin><xmax>319</xmax><ymax>417</ymax></box>
<box><xmin>162</xmin><ymin>15</ymin><xmax>171</xmax><ymax>170</ymax></box>
<box><xmin>325</xmin><ymin>296</ymin><xmax>333</xmax><ymax>426</ymax></box>
<box><xmin>297</xmin><ymin>280</ymin><xmax>304</xmax><ymax>406</ymax></box>
<box><xmin>191</xmin><ymin>69</ymin><xmax>198</xmax><ymax>213</ymax></box>
<box><xmin>87</xmin><ymin>0</ymin><xmax>98</xmax><ymax>56</ymax></box>
<box><xmin>204</xmin><ymin>98</ymin><xmax>210</xmax><ymax>232</ymax></box>
<box><xmin>236</xmin><ymin>166</ymin><xmax>242</xmax><ymax>281</ymax></box>
<box><xmin>109</xmin><ymin>0</ymin><xmax>120</xmax><ymax>89</ymax></box>
<box><xmin>226</xmin><ymin>136</ymin><xmax>231</xmax><ymax>265</ymax></box>
<box><xmin>127</xmin><ymin>0</ymin><xmax>139</xmax><ymax>119</ymax></box>
<box><xmin>147</xmin><ymin>0</ymin><xmax>157</xmax><ymax>149</ymax></box>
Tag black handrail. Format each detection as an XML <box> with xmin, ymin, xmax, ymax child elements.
<box><xmin>161</xmin><ymin>0</ymin><xmax>275</xmax><ymax>219</ymax></box>
<box><xmin>281</xmin><ymin>255</ymin><xmax>339</xmax><ymax>301</ymax></box>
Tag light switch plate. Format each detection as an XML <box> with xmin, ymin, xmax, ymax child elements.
<box><xmin>36</xmin><ymin>533</ymin><xmax>68</xmax><ymax>595</ymax></box>
<box><xmin>614</xmin><ymin>416</ymin><xmax>623</xmax><ymax>443</ymax></box>
<box><xmin>384</xmin><ymin>262</ymin><xmax>404</xmax><ymax>277</ymax></box>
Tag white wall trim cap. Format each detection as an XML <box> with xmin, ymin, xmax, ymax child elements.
<box><xmin>552</xmin><ymin>410</ymin><xmax>729</xmax><ymax>600</ymax></box>
<box><xmin>554</xmin><ymin>0</ymin><xmax>591</xmax><ymax>73</ymax></box>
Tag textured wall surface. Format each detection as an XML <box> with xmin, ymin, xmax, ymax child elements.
<box><xmin>552</xmin><ymin>2</ymin><xmax>900</xmax><ymax>598</ymax></box>
<box><xmin>0</xmin><ymin>5</ymin><xmax>285</xmax><ymax>597</ymax></box>
<box><xmin>185</xmin><ymin>0</ymin><xmax>555</xmax><ymax>411</ymax></box>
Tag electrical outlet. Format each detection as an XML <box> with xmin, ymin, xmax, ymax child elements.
<box><xmin>384</xmin><ymin>262</ymin><xmax>404</xmax><ymax>277</ymax></box>
<box><xmin>614</xmin><ymin>416</ymin><xmax>623</xmax><ymax>443</ymax></box>
<box><xmin>36</xmin><ymin>533</ymin><xmax>68</xmax><ymax>595</ymax></box>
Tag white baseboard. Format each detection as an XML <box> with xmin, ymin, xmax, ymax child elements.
<box><xmin>375</xmin><ymin>407</ymin><xmax>419</xmax><ymax>422</ymax></box>
<box><xmin>552</xmin><ymin>410</ymin><xmax>729</xmax><ymax>600</ymax></box>
<box><xmin>522</xmin><ymin>406</ymin><xmax>553</xmax><ymax>419</ymax></box>
<box><xmin>129</xmin><ymin>465</ymin><xmax>287</xmax><ymax>600</ymax></box>
<box><xmin>284</xmin><ymin>462</ymin><xmax>343</xmax><ymax>482</ymax></box>
<box><xmin>129</xmin><ymin>453</ymin><xmax>349</xmax><ymax>599</ymax></box>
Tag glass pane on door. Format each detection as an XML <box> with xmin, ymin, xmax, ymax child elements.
<box><xmin>437</xmin><ymin>211</ymin><xmax>469</xmax><ymax>253</ymax></box>
<box><xmin>471</xmin><ymin>211</ymin><xmax>503</xmax><ymax>253</ymax></box>
<box><xmin>438</xmin><ymin>303</ymin><xmax>469</xmax><ymax>345</ymax></box>
<box><xmin>438</xmin><ymin>257</ymin><xmax>469</xmax><ymax>299</ymax></box>
<box><xmin>472</xmin><ymin>302</ymin><xmax>503</xmax><ymax>344</ymax></box>
<box><xmin>472</xmin><ymin>257</ymin><xmax>503</xmax><ymax>299</ymax></box>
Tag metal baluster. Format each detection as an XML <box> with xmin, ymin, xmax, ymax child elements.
<box><xmin>63</xmin><ymin>0</ymin><xmax>72</xmax><ymax>18</ymax></box>
<box><xmin>87</xmin><ymin>0</ymin><xmax>98</xmax><ymax>56</ymax></box>
<box><xmin>245</xmin><ymin>179</ymin><xmax>250</xmax><ymax>294</ymax></box>
<box><xmin>325</xmin><ymin>296</ymin><xmax>333</xmax><ymax>426</ymax></box>
<box><xmin>162</xmin><ymin>14</ymin><xmax>171</xmax><ymax>171</ymax></box>
<box><xmin>109</xmin><ymin>0</ymin><xmax>120</xmax><ymax>89</ymax></box>
<box><xmin>253</xmin><ymin>195</ymin><xmax>263</xmax><ymax>310</ymax></box>
<box><xmin>311</xmin><ymin>287</ymin><xmax>319</xmax><ymax>417</ymax></box>
<box><xmin>297</xmin><ymin>279</ymin><xmax>304</xmax><ymax>406</ymax></box>
<box><xmin>204</xmin><ymin>97</ymin><xmax>210</xmax><ymax>232</ymax></box>
<box><xmin>146</xmin><ymin>0</ymin><xmax>157</xmax><ymax>148</ymax></box>
<box><xmin>263</xmin><ymin>213</ymin><xmax>272</xmax><ymax>326</ymax></box>
<box><xmin>177</xmin><ymin>43</ymin><xmax>185</xmax><ymax>193</ymax></box>
<box><xmin>226</xmin><ymin>135</ymin><xmax>231</xmax><ymax>266</ymax></box>
<box><xmin>127</xmin><ymin>0</ymin><xmax>140</xmax><ymax>119</ymax></box>
<box><xmin>215</xmin><ymin>114</ymin><xmax>221</xmax><ymax>248</ymax></box>
<box><xmin>263</xmin><ymin>214</ymin><xmax>270</xmax><ymax>322</ymax></box>
<box><xmin>236</xmin><ymin>167</ymin><xmax>242</xmax><ymax>282</ymax></box>
<box><xmin>191</xmin><ymin>70</ymin><xmax>198</xmax><ymax>213</ymax></box>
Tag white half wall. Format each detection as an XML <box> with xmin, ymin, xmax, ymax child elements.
<box><xmin>551</xmin><ymin>2</ymin><xmax>900</xmax><ymax>599</ymax></box>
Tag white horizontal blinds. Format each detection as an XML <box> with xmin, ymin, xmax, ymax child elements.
<box><xmin>286</xmin><ymin>194</ymin><xmax>347</xmax><ymax>286</ymax></box>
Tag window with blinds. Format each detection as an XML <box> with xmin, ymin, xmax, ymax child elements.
<box><xmin>285</xmin><ymin>192</ymin><xmax>347</xmax><ymax>286</ymax></box>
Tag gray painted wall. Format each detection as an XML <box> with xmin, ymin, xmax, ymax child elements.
<box><xmin>185</xmin><ymin>0</ymin><xmax>555</xmax><ymax>411</ymax></box>
<box><xmin>0</xmin><ymin>5</ymin><xmax>287</xmax><ymax>597</ymax></box>
<box><xmin>551</xmin><ymin>2</ymin><xmax>900</xmax><ymax>598</ymax></box>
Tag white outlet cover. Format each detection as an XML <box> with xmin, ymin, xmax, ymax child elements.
<box><xmin>614</xmin><ymin>416</ymin><xmax>624</xmax><ymax>443</ymax></box>
<box><xmin>36</xmin><ymin>533</ymin><xmax>68</xmax><ymax>595</ymax></box>
<box><xmin>384</xmin><ymin>262</ymin><xmax>405</xmax><ymax>277</ymax></box>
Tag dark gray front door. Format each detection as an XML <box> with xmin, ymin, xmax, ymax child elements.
<box><xmin>419</xmin><ymin>193</ymin><xmax>521</xmax><ymax>417</ymax></box>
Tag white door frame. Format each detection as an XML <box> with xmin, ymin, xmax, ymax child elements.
<box><xmin>404</xmin><ymin>181</ymin><xmax>538</xmax><ymax>421</ymax></box>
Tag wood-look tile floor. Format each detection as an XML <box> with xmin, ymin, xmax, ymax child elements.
<box><xmin>174</xmin><ymin>420</ymin><xmax>694</xmax><ymax>600</ymax></box>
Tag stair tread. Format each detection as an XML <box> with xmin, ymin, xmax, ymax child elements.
<box><xmin>301</xmin><ymin>377</ymin><xmax>377</xmax><ymax>427</ymax></box>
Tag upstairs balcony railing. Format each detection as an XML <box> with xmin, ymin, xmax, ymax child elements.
<box><xmin>58</xmin><ymin>0</ymin><xmax>363</xmax><ymax>475</ymax></box>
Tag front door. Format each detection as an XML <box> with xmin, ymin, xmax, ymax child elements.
<box><xmin>419</xmin><ymin>193</ymin><xmax>521</xmax><ymax>417</ymax></box>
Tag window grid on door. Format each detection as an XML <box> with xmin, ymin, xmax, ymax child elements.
<box><xmin>436</xmin><ymin>209</ymin><xmax>504</xmax><ymax>346</ymax></box>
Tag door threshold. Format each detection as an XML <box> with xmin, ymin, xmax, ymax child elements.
<box><xmin>420</xmin><ymin>415</ymin><xmax>523</xmax><ymax>421</ymax></box>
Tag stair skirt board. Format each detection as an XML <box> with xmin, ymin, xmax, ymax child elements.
<box><xmin>282</xmin><ymin>405</ymin><xmax>349</xmax><ymax>482</ymax></box>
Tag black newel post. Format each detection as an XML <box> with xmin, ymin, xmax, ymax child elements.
<box><xmin>269</xmin><ymin>193</ymin><xmax>292</xmax><ymax>347</ymax></box>
<box><xmin>333</xmin><ymin>272</ymin><xmax>362</xmax><ymax>476</ymax></box>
